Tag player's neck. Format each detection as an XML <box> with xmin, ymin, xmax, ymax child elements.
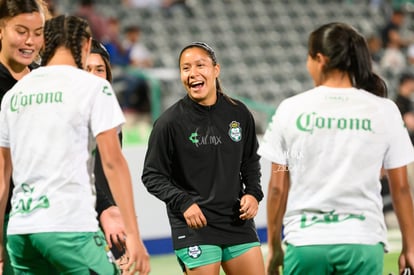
<box><xmin>321</xmin><ymin>70</ymin><xmax>352</xmax><ymax>88</ymax></box>
<box><xmin>45</xmin><ymin>47</ymin><xmax>78</xmax><ymax>68</ymax></box>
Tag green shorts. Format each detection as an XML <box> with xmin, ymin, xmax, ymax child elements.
<box><xmin>7</xmin><ymin>230</ymin><xmax>120</xmax><ymax>275</ymax></box>
<box><xmin>175</xmin><ymin>242</ymin><xmax>260</xmax><ymax>271</ymax></box>
<box><xmin>3</xmin><ymin>215</ymin><xmax>14</xmax><ymax>275</ymax></box>
<box><xmin>283</xmin><ymin>243</ymin><xmax>384</xmax><ymax>275</ymax></box>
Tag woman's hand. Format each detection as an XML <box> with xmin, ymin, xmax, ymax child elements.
<box><xmin>266</xmin><ymin>243</ymin><xmax>284</xmax><ymax>275</ymax></box>
<box><xmin>99</xmin><ymin>206</ymin><xmax>126</xmax><ymax>251</ymax></box>
<box><xmin>399</xmin><ymin>250</ymin><xmax>414</xmax><ymax>275</ymax></box>
<box><xmin>122</xmin><ymin>236</ymin><xmax>151</xmax><ymax>274</ymax></box>
<box><xmin>239</xmin><ymin>194</ymin><xmax>259</xmax><ymax>220</ymax></box>
<box><xmin>183</xmin><ymin>203</ymin><xmax>207</xmax><ymax>229</ymax></box>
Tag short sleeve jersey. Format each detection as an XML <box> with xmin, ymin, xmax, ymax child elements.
<box><xmin>258</xmin><ymin>86</ymin><xmax>414</xmax><ymax>249</ymax></box>
<box><xmin>0</xmin><ymin>65</ymin><xmax>125</xmax><ymax>234</ymax></box>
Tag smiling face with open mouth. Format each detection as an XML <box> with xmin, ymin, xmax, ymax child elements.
<box><xmin>0</xmin><ymin>12</ymin><xmax>44</xmax><ymax>71</ymax></box>
<box><xmin>179</xmin><ymin>47</ymin><xmax>220</xmax><ymax>106</ymax></box>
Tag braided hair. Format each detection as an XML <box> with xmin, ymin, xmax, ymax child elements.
<box><xmin>41</xmin><ymin>14</ymin><xmax>91</xmax><ymax>69</ymax></box>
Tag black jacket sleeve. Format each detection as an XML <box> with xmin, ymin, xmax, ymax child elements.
<box><xmin>95</xmin><ymin>180</ymin><xmax>114</xmax><ymax>218</ymax></box>
<box><xmin>94</xmin><ymin>132</ymin><xmax>123</xmax><ymax>217</ymax></box>
<box><xmin>141</xmin><ymin>120</ymin><xmax>194</xmax><ymax>213</ymax></box>
<box><xmin>240</xmin><ymin>107</ymin><xmax>264</xmax><ymax>203</ymax></box>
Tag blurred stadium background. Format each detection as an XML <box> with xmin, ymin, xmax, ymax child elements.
<box><xmin>53</xmin><ymin>1</ymin><xmax>411</xmax><ymax>273</ymax></box>
<box><xmin>58</xmin><ymin>0</ymin><xmax>410</xmax><ymax>134</ymax></box>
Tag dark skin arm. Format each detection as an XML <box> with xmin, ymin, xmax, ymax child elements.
<box><xmin>0</xmin><ymin>148</ymin><xmax>11</xmax><ymax>273</ymax></box>
<box><xmin>96</xmin><ymin>128</ymin><xmax>150</xmax><ymax>274</ymax></box>
<box><xmin>96</xmin><ymin>133</ymin><xmax>125</xmax><ymax>250</ymax></box>
<box><xmin>386</xmin><ymin>166</ymin><xmax>414</xmax><ymax>274</ymax></box>
<box><xmin>266</xmin><ymin>163</ymin><xmax>289</xmax><ymax>275</ymax></box>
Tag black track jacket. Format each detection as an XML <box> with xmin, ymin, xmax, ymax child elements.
<box><xmin>142</xmin><ymin>93</ymin><xmax>263</xmax><ymax>249</ymax></box>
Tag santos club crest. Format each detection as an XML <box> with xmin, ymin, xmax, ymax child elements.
<box><xmin>188</xmin><ymin>246</ymin><xmax>202</xmax><ymax>259</ymax></box>
<box><xmin>228</xmin><ymin>121</ymin><xmax>242</xmax><ymax>142</ymax></box>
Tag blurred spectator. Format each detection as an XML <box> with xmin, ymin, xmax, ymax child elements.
<box><xmin>381</xmin><ymin>9</ymin><xmax>410</xmax><ymax>49</ymax></box>
<box><xmin>102</xmin><ymin>17</ymin><xmax>130</xmax><ymax>67</ymax></box>
<box><xmin>367</xmin><ymin>34</ymin><xmax>383</xmax><ymax>72</ymax></box>
<box><xmin>113</xmin><ymin>70</ymin><xmax>151</xmax><ymax>114</ymax></box>
<box><xmin>380</xmin><ymin>46</ymin><xmax>406</xmax><ymax>74</ymax></box>
<box><xmin>122</xmin><ymin>0</ymin><xmax>162</xmax><ymax>9</ymax></box>
<box><xmin>393</xmin><ymin>71</ymin><xmax>414</xmax><ymax>218</ymax></box>
<box><xmin>369</xmin><ymin>0</ymin><xmax>388</xmax><ymax>12</ymax></box>
<box><xmin>407</xmin><ymin>44</ymin><xmax>414</xmax><ymax>67</ymax></box>
<box><xmin>380</xmin><ymin>9</ymin><xmax>409</xmax><ymax>74</ymax></box>
<box><xmin>102</xmin><ymin>21</ymin><xmax>151</xmax><ymax>115</ymax></box>
<box><xmin>382</xmin><ymin>71</ymin><xmax>414</xmax><ymax>215</ymax></box>
<box><xmin>74</xmin><ymin>0</ymin><xmax>109</xmax><ymax>41</ymax></box>
<box><xmin>122</xmin><ymin>0</ymin><xmax>193</xmax><ymax>15</ymax></box>
<box><xmin>119</xmin><ymin>25</ymin><xmax>152</xmax><ymax>114</ymax></box>
<box><xmin>44</xmin><ymin>0</ymin><xmax>59</xmax><ymax>16</ymax></box>
<box><xmin>123</xmin><ymin>25</ymin><xmax>153</xmax><ymax>68</ymax></box>
<box><xmin>395</xmin><ymin>72</ymin><xmax>414</xmax><ymax>144</ymax></box>
<box><xmin>162</xmin><ymin>0</ymin><xmax>193</xmax><ymax>16</ymax></box>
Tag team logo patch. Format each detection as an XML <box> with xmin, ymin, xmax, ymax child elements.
<box><xmin>102</xmin><ymin>85</ymin><xmax>112</xmax><ymax>96</ymax></box>
<box><xmin>228</xmin><ymin>121</ymin><xmax>242</xmax><ymax>142</ymax></box>
<box><xmin>188</xmin><ymin>246</ymin><xmax>202</xmax><ymax>259</ymax></box>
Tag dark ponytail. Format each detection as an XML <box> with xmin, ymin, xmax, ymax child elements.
<box><xmin>348</xmin><ymin>30</ymin><xmax>388</xmax><ymax>97</ymax></box>
<box><xmin>308</xmin><ymin>22</ymin><xmax>388</xmax><ymax>97</ymax></box>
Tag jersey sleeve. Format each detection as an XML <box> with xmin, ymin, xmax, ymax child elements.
<box><xmin>90</xmin><ymin>81</ymin><xmax>125</xmax><ymax>137</ymax></box>
<box><xmin>141</xmin><ymin>116</ymin><xmax>195</xmax><ymax>213</ymax></box>
<box><xmin>258</xmin><ymin>101</ymin><xmax>287</xmax><ymax>165</ymax></box>
<box><xmin>95</xmin><ymin>178</ymin><xmax>115</xmax><ymax>218</ymax></box>
<box><xmin>383</xmin><ymin>99</ymin><xmax>414</xmax><ymax>169</ymax></box>
<box><xmin>0</xmin><ymin>94</ymin><xmax>10</xmax><ymax>148</ymax></box>
<box><xmin>240</xmin><ymin>105</ymin><xmax>263</xmax><ymax>202</ymax></box>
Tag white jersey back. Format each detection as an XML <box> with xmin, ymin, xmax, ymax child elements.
<box><xmin>0</xmin><ymin>65</ymin><xmax>125</xmax><ymax>234</ymax></box>
<box><xmin>259</xmin><ymin>86</ymin><xmax>414</xmax><ymax>249</ymax></box>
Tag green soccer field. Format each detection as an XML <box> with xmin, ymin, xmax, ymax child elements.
<box><xmin>383</xmin><ymin>252</ymin><xmax>400</xmax><ymax>275</ymax></box>
<box><xmin>148</xmin><ymin>249</ymin><xmax>400</xmax><ymax>275</ymax></box>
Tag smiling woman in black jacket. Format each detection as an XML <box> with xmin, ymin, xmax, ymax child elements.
<box><xmin>142</xmin><ymin>42</ymin><xmax>265</xmax><ymax>275</ymax></box>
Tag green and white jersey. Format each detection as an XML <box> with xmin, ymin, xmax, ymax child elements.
<box><xmin>258</xmin><ymin>86</ymin><xmax>414</xmax><ymax>249</ymax></box>
<box><xmin>0</xmin><ymin>65</ymin><xmax>125</xmax><ymax>235</ymax></box>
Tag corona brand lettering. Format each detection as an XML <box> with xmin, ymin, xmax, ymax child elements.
<box><xmin>296</xmin><ymin>112</ymin><xmax>372</xmax><ymax>133</ymax></box>
<box><xmin>10</xmin><ymin>91</ymin><xmax>63</xmax><ymax>112</ymax></box>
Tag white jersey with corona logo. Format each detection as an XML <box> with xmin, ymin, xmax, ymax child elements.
<box><xmin>258</xmin><ymin>86</ymin><xmax>414</xmax><ymax>249</ymax></box>
<box><xmin>0</xmin><ymin>65</ymin><xmax>125</xmax><ymax>234</ymax></box>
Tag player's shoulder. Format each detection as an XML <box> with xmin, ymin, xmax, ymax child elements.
<box><xmin>217</xmin><ymin>93</ymin><xmax>254</xmax><ymax>117</ymax></box>
<box><xmin>71</xmin><ymin>67</ymin><xmax>108</xmax><ymax>83</ymax></box>
<box><xmin>69</xmin><ymin>68</ymin><xmax>112</xmax><ymax>93</ymax></box>
<box><xmin>357</xmin><ymin>88</ymin><xmax>398</xmax><ymax>111</ymax></box>
<box><xmin>153</xmin><ymin>98</ymin><xmax>184</xmax><ymax>127</ymax></box>
<box><xmin>275</xmin><ymin>88</ymin><xmax>316</xmax><ymax>113</ymax></box>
